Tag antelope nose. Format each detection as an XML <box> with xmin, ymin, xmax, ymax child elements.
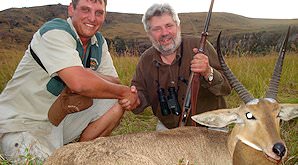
<box><xmin>272</xmin><ymin>143</ymin><xmax>286</xmax><ymax>157</ymax></box>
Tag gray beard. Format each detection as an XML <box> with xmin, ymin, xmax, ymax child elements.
<box><xmin>151</xmin><ymin>31</ymin><xmax>182</xmax><ymax>56</ymax></box>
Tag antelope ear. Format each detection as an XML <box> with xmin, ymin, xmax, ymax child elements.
<box><xmin>279</xmin><ymin>104</ymin><xmax>298</xmax><ymax>121</ymax></box>
<box><xmin>191</xmin><ymin>108</ymin><xmax>243</xmax><ymax>128</ymax></box>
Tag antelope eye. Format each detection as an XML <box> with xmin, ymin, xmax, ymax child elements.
<box><xmin>246</xmin><ymin>112</ymin><xmax>256</xmax><ymax>120</ymax></box>
<box><xmin>277</xmin><ymin>112</ymin><xmax>281</xmax><ymax>118</ymax></box>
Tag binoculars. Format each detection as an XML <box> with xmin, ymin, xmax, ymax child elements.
<box><xmin>157</xmin><ymin>87</ymin><xmax>181</xmax><ymax>116</ymax></box>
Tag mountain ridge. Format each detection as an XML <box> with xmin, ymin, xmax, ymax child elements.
<box><xmin>0</xmin><ymin>4</ymin><xmax>297</xmax><ymax>54</ymax></box>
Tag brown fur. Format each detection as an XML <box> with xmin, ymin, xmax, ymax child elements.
<box><xmin>44</xmin><ymin>127</ymin><xmax>231</xmax><ymax>165</ymax></box>
<box><xmin>233</xmin><ymin>141</ymin><xmax>278</xmax><ymax>165</ymax></box>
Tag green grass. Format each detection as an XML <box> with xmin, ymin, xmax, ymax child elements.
<box><xmin>0</xmin><ymin>50</ymin><xmax>297</xmax><ymax>164</ymax></box>
<box><xmin>0</xmin><ymin>49</ymin><xmax>24</xmax><ymax>91</ymax></box>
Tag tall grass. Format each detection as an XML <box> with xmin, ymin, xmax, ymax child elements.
<box><xmin>0</xmin><ymin>49</ymin><xmax>24</xmax><ymax>91</ymax></box>
<box><xmin>112</xmin><ymin>54</ymin><xmax>158</xmax><ymax>134</ymax></box>
<box><xmin>224</xmin><ymin>53</ymin><xmax>298</xmax><ymax>107</ymax></box>
<box><xmin>0</xmin><ymin>50</ymin><xmax>297</xmax><ymax>164</ymax></box>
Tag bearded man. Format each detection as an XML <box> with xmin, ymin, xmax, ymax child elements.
<box><xmin>128</xmin><ymin>3</ymin><xmax>231</xmax><ymax>130</ymax></box>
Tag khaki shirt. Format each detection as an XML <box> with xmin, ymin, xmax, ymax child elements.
<box><xmin>0</xmin><ymin>18</ymin><xmax>117</xmax><ymax>134</ymax></box>
<box><xmin>132</xmin><ymin>36</ymin><xmax>231</xmax><ymax>128</ymax></box>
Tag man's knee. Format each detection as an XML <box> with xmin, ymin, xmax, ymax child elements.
<box><xmin>62</xmin><ymin>99</ymin><xmax>118</xmax><ymax>143</ymax></box>
<box><xmin>79</xmin><ymin>103</ymin><xmax>124</xmax><ymax>141</ymax></box>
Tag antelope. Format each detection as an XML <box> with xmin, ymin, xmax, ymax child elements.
<box><xmin>44</xmin><ymin>28</ymin><xmax>298</xmax><ymax>165</ymax></box>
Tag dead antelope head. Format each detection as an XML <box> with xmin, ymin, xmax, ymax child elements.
<box><xmin>192</xmin><ymin>27</ymin><xmax>298</xmax><ymax>164</ymax></box>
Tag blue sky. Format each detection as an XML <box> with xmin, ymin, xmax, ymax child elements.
<box><xmin>1</xmin><ymin>0</ymin><xmax>298</xmax><ymax>19</ymax></box>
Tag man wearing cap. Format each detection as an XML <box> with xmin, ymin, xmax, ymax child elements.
<box><xmin>0</xmin><ymin>0</ymin><xmax>139</xmax><ymax>162</ymax></box>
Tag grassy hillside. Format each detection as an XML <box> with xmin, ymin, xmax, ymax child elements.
<box><xmin>1</xmin><ymin>4</ymin><xmax>298</xmax><ymax>54</ymax></box>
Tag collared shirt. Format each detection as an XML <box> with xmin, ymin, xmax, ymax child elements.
<box><xmin>0</xmin><ymin>17</ymin><xmax>117</xmax><ymax>134</ymax></box>
<box><xmin>132</xmin><ymin>36</ymin><xmax>232</xmax><ymax>128</ymax></box>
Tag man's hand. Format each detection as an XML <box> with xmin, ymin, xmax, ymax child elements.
<box><xmin>190</xmin><ymin>48</ymin><xmax>212</xmax><ymax>79</ymax></box>
<box><xmin>118</xmin><ymin>86</ymin><xmax>140</xmax><ymax>111</ymax></box>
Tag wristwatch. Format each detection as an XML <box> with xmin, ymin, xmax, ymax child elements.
<box><xmin>206</xmin><ymin>67</ymin><xmax>214</xmax><ymax>82</ymax></box>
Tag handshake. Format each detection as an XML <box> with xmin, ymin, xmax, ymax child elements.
<box><xmin>118</xmin><ymin>86</ymin><xmax>140</xmax><ymax>111</ymax></box>
<box><xmin>48</xmin><ymin>85</ymin><xmax>140</xmax><ymax>126</ymax></box>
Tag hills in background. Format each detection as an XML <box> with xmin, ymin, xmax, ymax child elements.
<box><xmin>0</xmin><ymin>4</ymin><xmax>298</xmax><ymax>55</ymax></box>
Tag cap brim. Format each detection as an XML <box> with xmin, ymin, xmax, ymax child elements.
<box><xmin>48</xmin><ymin>95</ymin><xmax>69</xmax><ymax>126</ymax></box>
<box><xmin>48</xmin><ymin>89</ymin><xmax>93</xmax><ymax>126</ymax></box>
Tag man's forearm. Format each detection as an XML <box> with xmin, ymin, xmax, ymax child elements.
<box><xmin>80</xmin><ymin>76</ymin><xmax>128</xmax><ymax>99</ymax></box>
<box><xmin>59</xmin><ymin>67</ymin><xmax>128</xmax><ymax>99</ymax></box>
<box><xmin>98</xmin><ymin>74</ymin><xmax>120</xmax><ymax>84</ymax></box>
<box><xmin>86</xmin><ymin>68</ymin><xmax>121</xmax><ymax>84</ymax></box>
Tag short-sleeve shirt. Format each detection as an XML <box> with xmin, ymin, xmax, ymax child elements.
<box><xmin>0</xmin><ymin>18</ymin><xmax>118</xmax><ymax>134</ymax></box>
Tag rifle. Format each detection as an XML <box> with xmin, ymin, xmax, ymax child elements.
<box><xmin>178</xmin><ymin>0</ymin><xmax>215</xmax><ymax>127</ymax></box>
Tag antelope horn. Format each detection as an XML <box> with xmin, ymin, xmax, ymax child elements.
<box><xmin>216</xmin><ymin>31</ymin><xmax>254</xmax><ymax>104</ymax></box>
<box><xmin>265</xmin><ymin>26</ymin><xmax>291</xmax><ymax>99</ymax></box>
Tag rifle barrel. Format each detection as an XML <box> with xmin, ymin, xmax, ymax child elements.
<box><xmin>203</xmin><ymin>0</ymin><xmax>215</xmax><ymax>33</ymax></box>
